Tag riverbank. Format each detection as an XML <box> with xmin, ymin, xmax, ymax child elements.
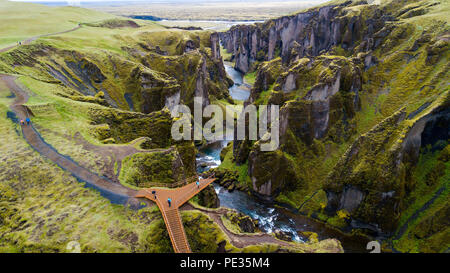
<box><xmin>195</xmin><ymin>59</ymin><xmax>371</xmax><ymax>253</ymax></box>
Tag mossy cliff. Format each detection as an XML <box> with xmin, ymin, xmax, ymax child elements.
<box><xmin>220</xmin><ymin>0</ymin><xmax>449</xmax><ymax>251</ymax></box>
<box><xmin>0</xmin><ymin>2</ymin><xmax>232</xmax><ymax>252</ymax></box>
<box><xmin>220</xmin><ymin>0</ymin><xmax>387</xmax><ymax>73</ymax></box>
<box><xmin>0</xmin><ymin>0</ymin><xmax>346</xmax><ymax>253</ymax></box>
<box><xmin>0</xmin><ymin>28</ymin><xmax>229</xmax><ymax>113</ymax></box>
<box><xmin>0</xmin><ymin>15</ymin><xmax>233</xmax><ymax>188</ymax></box>
<box><xmin>195</xmin><ymin>184</ymin><xmax>220</xmax><ymax>208</ymax></box>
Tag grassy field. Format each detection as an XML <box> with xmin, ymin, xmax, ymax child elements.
<box><xmin>0</xmin><ymin>0</ymin><xmax>121</xmax><ymax>48</ymax></box>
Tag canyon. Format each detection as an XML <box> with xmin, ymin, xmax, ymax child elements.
<box><xmin>0</xmin><ymin>0</ymin><xmax>448</xmax><ymax>253</ymax></box>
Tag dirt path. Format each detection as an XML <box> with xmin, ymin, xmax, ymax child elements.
<box><xmin>181</xmin><ymin>203</ymin><xmax>297</xmax><ymax>249</ymax></box>
<box><xmin>43</xmin><ymin>129</ymin><xmax>174</xmax><ymax>184</ymax></box>
<box><xmin>2</xmin><ymin>74</ymin><xmax>139</xmax><ymax>204</ymax></box>
<box><xmin>0</xmin><ymin>25</ymin><xmax>82</xmax><ymax>53</ymax></box>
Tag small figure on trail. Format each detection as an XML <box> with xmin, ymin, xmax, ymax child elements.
<box><xmin>167</xmin><ymin>198</ymin><xmax>172</xmax><ymax>208</ymax></box>
<box><xmin>26</xmin><ymin>117</ymin><xmax>30</xmax><ymax>125</ymax></box>
<box><xmin>20</xmin><ymin>119</ymin><xmax>24</xmax><ymax>125</ymax></box>
<box><xmin>152</xmin><ymin>190</ymin><xmax>156</xmax><ymax>199</ymax></box>
<box><xmin>196</xmin><ymin>181</ymin><xmax>200</xmax><ymax>189</ymax></box>
<box><xmin>19</xmin><ymin>41</ymin><xmax>21</xmax><ymax>46</ymax></box>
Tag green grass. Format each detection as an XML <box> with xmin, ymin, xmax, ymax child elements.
<box><xmin>18</xmin><ymin>76</ymin><xmax>102</xmax><ymax>144</ymax></box>
<box><xmin>0</xmin><ymin>95</ymin><xmax>166</xmax><ymax>252</ymax></box>
<box><xmin>253</xmin><ymin>85</ymin><xmax>274</xmax><ymax>106</ymax></box>
<box><xmin>0</xmin><ymin>0</ymin><xmax>118</xmax><ymax>48</ymax></box>
<box><xmin>243</xmin><ymin>71</ymin><xmax>257</xmax><ymax>85</ymax></box>
<box><xmin>220</xmin><ymin>45</ymin><xmax>233</xmax><ymax>62</ymax></box>
<box><xmin>397</xmin><ymin>146</ymin><xmax>450</xmax><ymax>229</ymax></box>
<box><xmin>218</xmin><ymin>147</ymin><xmax>251</xmax><ymax>187</ymax></box>
<box><xmin>220</xmin><ymin>215</ymin><xmax>243</xmax><ymax>234</ymax></box>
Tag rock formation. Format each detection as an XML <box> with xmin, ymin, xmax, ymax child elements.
<box><xmin>219</xmin><ymin>0</ymin><xmax>449</xmax><ymax>251</ymax></box>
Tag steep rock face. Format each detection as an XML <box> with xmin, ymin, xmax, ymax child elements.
<box><xmin>250</xmin><ymin>57</ymin><xmax>283</xmax><ymax>102</ymax></box>
<box><xmin>196</xmin><ymin>184</ymin><xmax>220</xmax><ymax>208</ymax></box>
<box><xmin>210</xmin><ymin>32</ymin><xmax>221</xmax><ymax>60</ymax></box>
<box><xmin>278</xmin><ymin>56</ymin><xmax>362</xmax><ymax>144</ymax></box>
<box><xmin>248</xmin><ymin>144</ymin><xmax>297</xmax><ymax>197</ymax></box>
<box><xmin>140</xmin><ymin>50</ymin><xmax>229</xmax><ymax>110</ymax></box>
<box><xmin>247</xmin><ymin>55</ymin><xmax>362</xmax><ymax>196</ymax></box>
<box><xmin>127</xmin><ymin>65</ymin><xmax>181</xmax><ymax>114</ymax></box>
<box><xmin>325</xmin><ymin>97</ymin><xmax>450</xmax><ymax>234</ymax></box>
<box><xmin>220</xmin><ymin>0</ymin><xmax>449</xmax><ymax>247</ymax></box>
<box><xmin>220</xmin><ymin>1</ymin><xmax>387</xmax><ymax>73</ymax></box>
<box><xmin>1</xmin><ymin>30</ymin><xmax>229</xmax><ymax>113</ymax></box>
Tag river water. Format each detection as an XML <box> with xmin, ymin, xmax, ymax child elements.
<box><xmin>196</xmin><ymin>63</ymin><xmax>369</xmax><ymax>252</ymax></box>
<box><xmin>224</xmin><ymin>62</ymin><xmax>251</xmax><ymax>101</ymax></box>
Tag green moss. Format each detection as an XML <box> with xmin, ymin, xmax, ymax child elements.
<box><xmin>297</xmin><ymin>190</ymin><xmax>328</xmax><ymax>216</ymax></box>
<box><xmin>243</xmin><ymin>71</ymin><xmax>256</xmax><ymax>85</ymax></box>
<box><xmin>182</xmin><ymin>211</ymin><xmax>237</xmax><ymax>253</ymax></box>
<box><xmin>194</xmin><ymin>184</ymin><xmax>219</xmax><ymax>208</ymax></box>
<box><xmin>220</xmin><ymin>45</ymin><xmax>233</xmax><ymax>62</ymax></box>
<box><xmin>218</xmin><ymin>145</ymin><xmax>251</xmax><ymax>187</ymax></box>
<box><xmin>0</xmin><ymin>102</ymin><xmax>173</xmax><ymax>253</ymax></box>
<box><xmin>326</xmin><ymin>216</ymin><xmax>348</xmax><ymax>229</ymax></box>
<box><xmin>119</xmin><ymin>151</ymin><xmax>180</xmax><ymax>188</ymax></box>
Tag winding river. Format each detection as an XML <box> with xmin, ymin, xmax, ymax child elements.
<box><xmin>224</xmin><ymin>62</ymin><xmax>251</xmax><ymax>101</ymax></box>
<box><xmin>196</xmin><ymin>63</ymin><xmax>369</xmax><ymax>253</ymax></box>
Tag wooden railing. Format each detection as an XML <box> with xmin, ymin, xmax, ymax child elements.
<box><xmin>177</xmin><ymin>174</ymin><xmax>216</xmax><ymax>207</ymax></box>
<box><xmin>135</xmin><ymin>174</ymin><xmax>216</xmax><ymax>253</ymax></box>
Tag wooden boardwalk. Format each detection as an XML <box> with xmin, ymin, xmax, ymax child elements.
<box><xmin>136</xmin><ymin>176</ymin><xmax>216</xmax><ymax>253</ymax></box>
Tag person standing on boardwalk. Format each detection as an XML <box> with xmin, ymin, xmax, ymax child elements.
<box><xmin>152</xmin><ymin>190</ymin><xmax>156</xmax><ymax>199</ymax></box>
<box><xmin>26</xmin><ymin>117</ymin><xmax>30</xmax><ymax>125</ymax></box>
<box><xmin>196</xmin><ymin>181</ymin><xmax>200</xmax><ymax>189</ymax></box>
<box><xmin>168</xmin><ymin>198</ymin><xmax>172</xmax><ymax>208</ymax></box>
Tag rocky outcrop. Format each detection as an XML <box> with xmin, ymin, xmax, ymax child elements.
<box><xmin>210</xmin><ymin>32</ymin><xmax>221</xmax><ymax>60</ymax></box>
<box><xmin>89</xmin><ymin>107</ymin><xmax>173</xmax><ymax>147</ymax></box>
<box><xmin>325</xmin><ymin>96</ymin><xmax>450</xmax><ymax>234</ymax></box>
<box><xmin>247</xmin><ymin>55</ymin><xmax>363</xmax><ymax>197</ymax></box>
<box><xmin>250</xmin><ymin>57</ymin><xmax>283</xmax><ymax>102</ymax></box>
<box><xmin>128</xmin><ymin>65</ymin><xmax>181</xmax><ymax>113</ymax></box>
<box><xmin>278</xmin><ymin>56</ymin><xmax>362</xmax><ymax>144</ymax></box>
<box><xmin>220</xmin><ymin>1</ymin><xmax>387</xmax><ymax>73</ymax></box>
<box><xmin>220</xmin><ymin>0</ymin><xmax>449</xmax><ymax>250</ymax></box>
<box><xmin>196</xmin><ymin>184</ymin><xmax>220</xmax><ymax>208</ymax></box>
<box><xmin>248</xmin><ymin>143</ymin><xmax>297</xmax><ymax>197</ymax></box>
<box><xmin>141</xmin><ymin>49</ymin><xmax>229</xmax><ymax>111</ymax></box>
<box><xmin>224</xmin><ymin>210</ymin><xmax>259</xmax><ymax>233</ymax></box>
<box><xmin>119</xmin><ymin>147</ymin><xmax>197</xmax><ymax>188</ymax></box>
<box><xmin>274</xmin><ymin>229</ymin><xmax>293</xmax><ymax>242</ymax></box>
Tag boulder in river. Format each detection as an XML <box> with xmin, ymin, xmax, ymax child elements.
<box><xmin>196</xmin><ymin>184</ymin><xmax>220</xmax><ymax>208</ymax></box>
<box><xmin>225</xmin><ymin>210</ymin><xmax>258</xmax><ymax>233</ymax></box>
<box><xmin>274</xmin><ymin>229</ymin><xmax>293</xmax><ymax>242</ymax></box>
<box><xmin>299</xmin><ymin>231</ymin><xmax>319</xmax><ymax>244</ymax></box>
